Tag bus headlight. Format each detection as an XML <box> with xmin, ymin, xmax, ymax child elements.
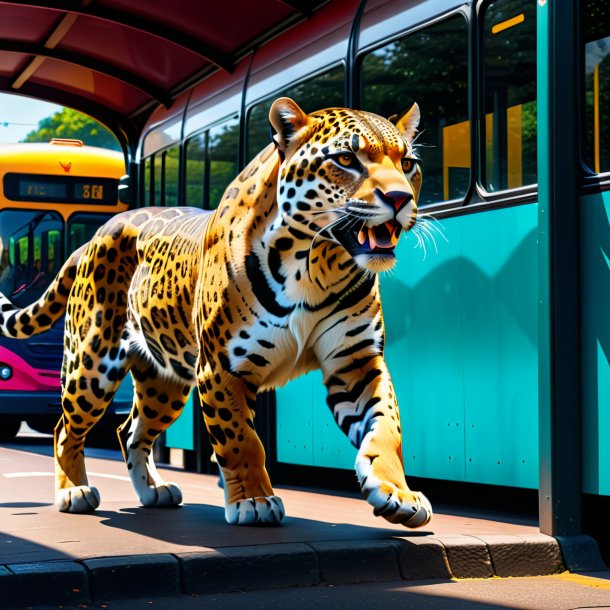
<box><xmin>0</xmin><ymin>364</ymin><xmax>12</xmax><ymax>380</ymax></box>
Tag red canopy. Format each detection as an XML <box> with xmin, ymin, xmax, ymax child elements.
<box><xmin>0</xmin><ymin>0</ymin><xmax>326</xmax><ymax>138</ymax></box>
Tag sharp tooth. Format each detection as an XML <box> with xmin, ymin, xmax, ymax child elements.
<box><xmin>357</xmin><ymin>228</ymin><xmax>367</xmax><ymax>245</ymax></box>
<box><xmin>368</xmin><ymin>227</ymin><xmax>377</xmax><ymax>250</ymax></box>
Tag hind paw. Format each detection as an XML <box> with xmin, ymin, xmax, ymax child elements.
<box><xmin>56</xmin><ymin>485</ymin><xmax>100</xmax><ymax>513</ymax></box>
<box><xmin>139</xmin><ymin>482</ymin><xmax>183</xmax><ymax>507</ymax></box>
<box><xmin>225</xmin><ymin>495</ymin><xmax>285</xmax><ymax>525</ymax></box>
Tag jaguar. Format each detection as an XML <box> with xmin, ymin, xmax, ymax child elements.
<box><xmin>0</xmin><ymin>97</ymin><xmax>432</xmax><ymax>527</ymax></box>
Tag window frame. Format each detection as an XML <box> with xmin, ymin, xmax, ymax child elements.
<box><xmin>183</xmin><ymin>113</ymin><xmax>240</xmax><ymax>210</ymax></box>
<box><xmin>356</xmin><ymin>7</ymin><xmax>474</xmax><ymax>215</ymax></box>
<box><xmin>475</xmin><ymin>0</ymin><xmax>540</xmax><ymax>205</ymax></box>
<box><xmin>244</xmin><ymin>61</ymin><xmax>346</xmax><ymax>163</ymax></box>
<box><xmin>162</xmin><ymin>143</ymin><xmax>181</xmax><ymax>207</ymax></box>
<box><xmin>184</xmin><ymin>131</ymin><xmax>207</xmax><ymax>209</ymax></box>
<box><xmin>579</xmin><ymin>0</ymin><xmax>610</xmax><ymax>193</ymax></box>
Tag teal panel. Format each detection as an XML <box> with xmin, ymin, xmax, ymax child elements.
<box><xmin>581</xmin><ymin>192</ymin><xmax>610</xmax><ymax>495</ymax></box>
<box><xmin>461</xmin><ymin>205</ymin><xmax>539</xmax><ymax>489</ymax></box>
<box><xmin>165</xmin><ymin>391</ymin><xmax>195</xmax><ymax>451</ymax></box>
<box><xmin>311</xmin><ymin>369</ymin><xmax>357</xmax><ymax>469</ymax></box>
<box><xmin>381</xmin><ymin>221</ymin><xmax>466</xmax><ymax>481</ymax></box>
<box><xmin>113</xmin><ymin>374</ymin><xmax>134</xmax><ymax>405</ymax></box>
<box><xmin>276</xmin><ymin>372</ymin><xmax>314</xmax><ymax>465</ymax></box>
<box><xmin>274</xmin><ymin>207</ymin><xmax>540</xmax><ymax>489</ymax></box>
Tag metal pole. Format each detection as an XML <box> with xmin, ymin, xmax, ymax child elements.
<box><xmin>537</xmin><ymin>0</ymin><xmax>581</xmax><ymax>537</ymax></box>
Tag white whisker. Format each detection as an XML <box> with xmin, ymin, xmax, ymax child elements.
<box><xmin>418</xmin><ymin>221</ymin><xmax>438</xmax><ymax>254</ymax></box>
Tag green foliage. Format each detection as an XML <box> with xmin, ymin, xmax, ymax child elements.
<box><xmin>21</xmin><ymin>108</ymin><xmax>121</xmax><ymax>151</ymax></box>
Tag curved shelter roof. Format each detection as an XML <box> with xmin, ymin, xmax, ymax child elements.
<box><xmin>0</xmin><ymin>0</ymin><xmax>327</xmax><ymax>142</ymax></box>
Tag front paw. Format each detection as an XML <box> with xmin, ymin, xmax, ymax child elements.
<box><xmin>225</xmin><ymin>496</ymin><xmax>285</xmax><ymax>525</ymax></box>
<box><xmin>365</xmin><ymin>481</ymin><xmax>432</xmax><ymax>527</ymax></box>
<box><xmin>356</xmin><ymin>454</ymin><xmax>432</xmax><ymax>528</ymax></box>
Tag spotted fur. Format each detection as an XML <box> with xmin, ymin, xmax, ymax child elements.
<box><xmin>0</xmin><ymin>98</ymin><xmax>431</xmax><ymax>527</ymax></box>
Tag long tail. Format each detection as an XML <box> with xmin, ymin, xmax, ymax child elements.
<box><xmin>0</xmin><ymin>245</ymin><xmax>86</xmax><ymax>339</ymax></box>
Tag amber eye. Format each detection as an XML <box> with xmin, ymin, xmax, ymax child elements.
<box><xmin>402</xmin><ymin>158</ymin><xmax>415</xmax><ymax>173</ymax></box>
<box><xmin>329</xmin><ymin>151</ymin><xmax>362</xmax><ymax>171</ymax></box>
<box><xmin>337</xmin><ymin>153</ymin><xmax>356</xmax><ymax>167</ymax></box>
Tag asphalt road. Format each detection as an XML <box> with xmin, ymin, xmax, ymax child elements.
<box><xmin>26</xmin><ymin>573</ymin><xmax>610</xmax><ymax>610</ymax></box>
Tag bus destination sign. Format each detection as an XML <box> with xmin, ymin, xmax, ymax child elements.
<box><xmin>3</xmin><ymin>173</ymin><xmax>117</xmax><ymax>205</ymax></box>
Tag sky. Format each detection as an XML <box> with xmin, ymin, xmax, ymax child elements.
<box><xmin>0</xmin><ymin>92</ymin><xmax>62</xmax><ymax>144</ymax></box>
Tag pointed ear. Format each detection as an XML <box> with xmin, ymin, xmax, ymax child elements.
<box><xmin>389</xmin><ymin>102</ymin><xmax>420</xmax><ymax>142</ymax></box>
<box><xmin>269</xmin><ymin>97</ymin><xmax>310</xmax><ymax>159</ymax></box>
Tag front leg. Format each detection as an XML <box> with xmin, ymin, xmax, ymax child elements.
<box><xmin>321</xmin><ymin>349</ymin><xmax>432</xmax><ymax>528</ymax></box>
<box><xmin>196</xmin><ymin>363</ymin><xmax>284</xmax><ymax>525</ymax></box>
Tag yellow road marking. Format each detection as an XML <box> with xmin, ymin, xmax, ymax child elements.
<box><xmin>455</xmin><ymin>572</ymin><xmax>610</xmax><ymax>591</ymax></box>
<box><xmin>554</xmin><ymin>572</ymin><xmax>610</xmax><ymax>591</ymax></box>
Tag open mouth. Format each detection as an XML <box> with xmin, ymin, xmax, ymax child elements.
<box><xmin>333</xmin><ymin>218</ymin><xmax>403</xmax><ymax>258</ymax></box>
<box><xmin>355</xmin><ymin>220</ymin><xmax>402</xmax><ymax>253</ymax></box>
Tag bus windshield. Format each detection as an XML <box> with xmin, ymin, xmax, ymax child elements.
<box><xmin>0</xmin><ymin>209</ymin><xmax>62</xmax><ymax>306</ymax></box>
<box><xmin>0</xmin><ymin>210</ymin><xmax>118</xmax><ymax>307</ymax></box>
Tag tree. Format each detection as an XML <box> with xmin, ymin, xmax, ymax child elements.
<box><xmin>21</xmin><ymin>108</ymin><xmax>121</xmax><ymax>151</ymax></box>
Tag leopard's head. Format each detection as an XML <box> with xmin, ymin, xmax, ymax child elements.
<box><xmin>270</xmin><ymin>97</ymin><xmax>422</xmax><ymax>272</ymax></box>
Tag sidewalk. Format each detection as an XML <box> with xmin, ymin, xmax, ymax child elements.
<box><xmin>0</xmin><ymin>441</ymin><xmax>602</xmax><ymax>608</ymax></box>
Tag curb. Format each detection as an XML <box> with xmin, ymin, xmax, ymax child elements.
<box><xmin>0</xmin><ymin>534</ymin><xmax>569</xmax><ymax>608</ymax></box>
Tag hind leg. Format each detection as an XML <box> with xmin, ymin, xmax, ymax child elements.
<box><xmin>55</xmin><ymin>234</ymin><xmax>133</xmax><ymax>512</ymax></box>
<box><xmin>55</xmin><ymin>361</ymin><xmax>128</xmax><ymax>513</ymax></box>
<box><xmin>117</xmin><ymin>363</ymin><xmax>189</xmax><ymax>507</ymax></box>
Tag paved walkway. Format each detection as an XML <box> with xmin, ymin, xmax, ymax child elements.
<box><xmin>0</xmin><ymin>438</ymin><xmax>603</xmax><ymax>608</ymax></box>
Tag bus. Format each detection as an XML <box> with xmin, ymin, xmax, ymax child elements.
<box><xmin>0</xmin><ymin>138</ymin><xmax>132</xmax><ymax>441</ymax></box>
<box><xmin>131</xmin><ymin>0</ymin><xmax>610</xmax><ymax>525</ymax></box>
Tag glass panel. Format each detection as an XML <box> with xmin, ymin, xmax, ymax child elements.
<box><xmin>164</xmin><ymin>145</ymin><xmax>180</xmax><ymax>207</ymax></box>
<box><xmin>0</xmin><ymin>210</ymin><xmax>63</xmax><ymax>306</ymax></box>
<box><xmin>185</xmin><ymin>133</ymin><xmax>205</xmax><ymax>207</ymax></box>
<box><xmin>582</xmin><ymin>0</ymin><xmax>610</xmax><ymax>173</ymax></box>
<box><xmin>153</xmin><ymin>154</ymin><xmax>163</xmax><ymax>205</ymax></box>
<box><xmin>68</xmin><ymin>213</ymin><xmax>112</xmax><ymax>252</ymax></box>
<box><xmin>483</xmin><ymin>0</ymin><xmax>537</xmax><ymax>191</ymax></box>
<box><xmin>247</xmin><ymin>67</ymin><xmax>344</xmax><ymax>161</ymax></box>
<box><xmin>208</xmin><ymin>119</ymin><xmax>239</xmax><ymax>209</ymax></box>
<box><xmin>143</xmin><ymin>157</ymin><xmax>152</xmax><ymax>206</ymax></box>
<box><xmin>361</xmin><ymin>16</ymin><xmax>469</xmax><ymax>205</ymax></box>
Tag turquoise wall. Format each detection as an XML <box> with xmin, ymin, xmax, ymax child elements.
<box><xmin>165</xmin><ymin>392</ymin><xmax>196</xmax><ymax>451</ymax></box>
<box><xmin>276</xmin><ymin>204</ymin><xmax>540</xmax><ymax>488</ymax></box>
<box><xmin>581</xmin><ymin>192</ymin><xmax>610</xmax><ymax>496</ymax></box>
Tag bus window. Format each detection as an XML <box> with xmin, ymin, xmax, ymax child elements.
<box><xmin>185</xmin><ymin>133</ymin><xmax>205</xmax><ymax>207</ymax></box>
<box><xmin>361</xmin><ymin>15</ymin><xmax>469</xmax><ymax>206</ymax></box>
<box><xmin>582</xmin><ymin>0</ymin><xmax>610</xmax><ymax>173</ymax></box>
<box><xmin>143</xmin><ymin>157</ymin><xmax>152</xmax><ymax>206</ymax></box>
<box><xmin>68</xmin><ymin>213</ymin><xmax>112</xmax><ymax>251</ymax></box>
<box><xmin>164</xmin><ymin>145</ymin><xmax>180</xmax><ymax>206</ymax></box>
<box><xmin>247</xmin><ymin>67</ymin><xmax>344</xmax><ymax>161</ymax></box>
<box><xmin>208</xmin><ymin>119</ymin><xmax>239</xmax><ymax>209</ymax></box>
<box><xmin>153</xmin><ymin>153</ymin><xmax>163</xmax><ymax>205</ymax></box>
<box><xmin>0</xmin><ymin>210</ymin><xmax>63</xmax><ymax>306</ymax></box>
<box><xmin>482</xmin><ymin>0</ymin><xmax>537</xmax><ymax>192</ymax></box>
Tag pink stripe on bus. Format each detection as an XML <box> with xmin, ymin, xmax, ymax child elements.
<box><xmin>0</xmin><ymin>346</ymin><xmax>60</xmax><ymax>392</ymax></box>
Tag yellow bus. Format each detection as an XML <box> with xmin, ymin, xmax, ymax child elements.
<box><xmin>0</xmin><ymin>138</ymin><xmax>130</xmax><ymax>441</ymax></box>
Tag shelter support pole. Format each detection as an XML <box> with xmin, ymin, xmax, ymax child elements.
<box><xmin>537</xmin><ymin>0</ymin><xmax>603</xmax><ymax>569</ymax></box>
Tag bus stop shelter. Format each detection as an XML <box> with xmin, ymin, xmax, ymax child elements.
<box><xmin>0</xmin><ymin>0</ymin><xmax>601</xmax><ymax>565</ymax></box>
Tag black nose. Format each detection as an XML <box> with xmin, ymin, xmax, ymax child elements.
<box><xmin>377</xmin><ymin>189</ymin><xmax>413</xmax><ymax>212</ymax></box>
